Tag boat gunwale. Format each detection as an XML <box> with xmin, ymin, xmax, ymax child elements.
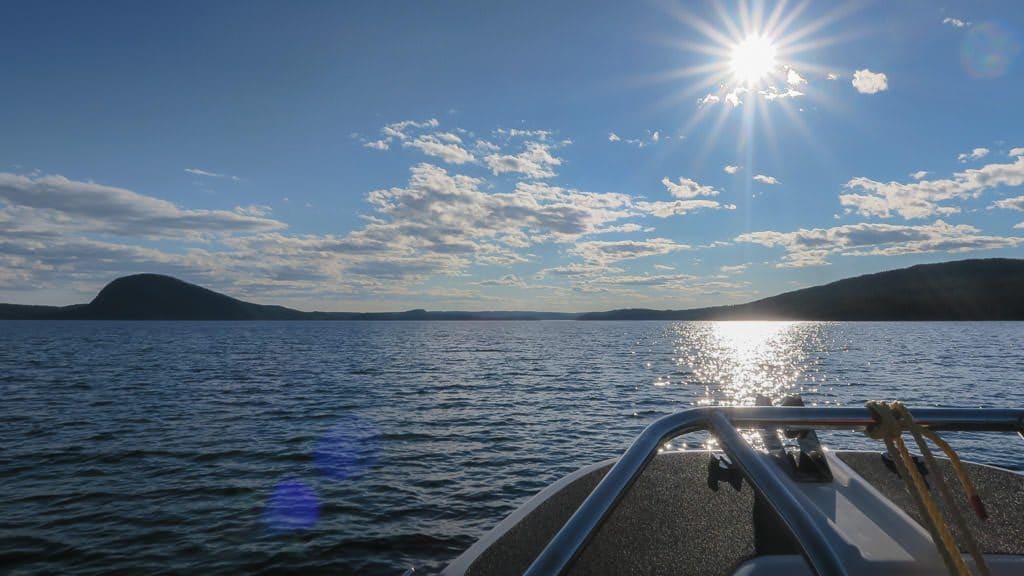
<box><xmin>524</xmin><ymin>406</ymin><xmax>1024</xmax><ymax>576</ymax></box>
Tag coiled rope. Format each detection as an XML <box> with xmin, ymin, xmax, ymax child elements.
<box><xmin>864</xmin><ymin>401</ymin><xmax>990</xmax><ymax>576</ymax></box>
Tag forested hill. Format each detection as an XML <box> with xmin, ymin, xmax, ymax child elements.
<box><xmin>577</xmin><ymin>258</ymin><xmax>1024</xmax><ymax>321</ymax></box>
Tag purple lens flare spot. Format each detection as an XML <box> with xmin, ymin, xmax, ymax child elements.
<box><xmin>314</xmin><ymin>416</ymin><xmax>381</xmax><ymax>481</ymax></box>
<box><xmin>961</xmin><ymin>22</ymin><xmax>1020</xmax><ymax>79</ymax></box>
<box><xmin>264</xmin><ymin>478</ymin><xmax>319</xmax><ymax>532</ymax></box>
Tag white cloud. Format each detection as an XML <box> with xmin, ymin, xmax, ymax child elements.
<box><xmin>363</xmin><ymin>139</ymin><xmax>391</xmax><ymax>151</ymax></box>
<box><xmin>185</xmin><ymin>168</ymin><xmax>241</xmax><ymax>181</ymax></box>
<box><xmin>0</xmin><ymin>172</ymin><xmax>284</xmax><ymax>239</ymax></box>
<box><xmin>474</xmin><ymin>140</ymin><xmax>500</xmax><ymax>153</ymax></box>
<box><xmin>361</xmin><ymin>164</ymin><xmax>637</xmax><ymax>259</ymax></box>
<box><xmin>826</xmin><ymin>72</ymin><xmax>840</xmax><ymax>81</ymax></box>
<box><xmin>852</xmin><ymin>69</ymin><xmax>888</xmax><ymax>94</ymax></box>
<box><xmin>651</xmin><ymin>130</ymin><xmax>661</xmax><ymax>143</ymax></box>
<box><xmin>737</xmin><ymin>220</ymin><xmax>1021</xmax><ymax>267</ymax></box>
<box><xmin>786</xmin><ymin>68</ymin><xmax>807</xmax><ymax>86</ymax></box>
<box><xmin>496</xmin><ymin>128</ymin><xmax>552</xmax><ymax>140</ymax></box>
<box><xmin>725</xmin><ymin>91</ymin><xmax>742</xmax><ymax>107</ymax></box>
<box><xmin>382</xmin><ymin>118</ymin><xmax>439</xmax><ymax>140</ymax></box>
<box><xmin>1010</xmin><ymin>147</ymin><xmax>1024</xmax><ymax>158</ymax></box>
<box><xmin>958</xmin><ymin>147</ymin><xmax>990</xmax><ymax>163</ymax></box>
<box><xmin>719</xmin><ymin>264</ymin><xmax>748</xmax><ymax>274</ymax></box>
<box><xmin>911</xmin><ymin>171</ymin><xmax>929</xmax><ymax>180</ymax></box>
<box><xmin>433</xmin><ymin>132</ymin><xmax>463</xmax><ymax>144</ymax></box>
<box><xmin>484</xmin><ymin>141</ymin><xmax>562</xmax><ymax>179</ymax></box>
<box><xmin>698</xmin><ymin>93</ymin><xmax>721</xmax><ymax>106</ymax></box>
<box><xmin>840</xmin><ymin>153</ymin><xmax>1024</xmax><ymax>219</ymax></box>
<box><xmin>632</xmin><ymin>176</ymin><xmax>733</xmax><ymax>216</ymax></box>
<box><xmin>992</xmin><ymin>195</ymin><xmax>1024</xmax><ymax>211</ymax></box>
<box><xmin>761</xmin><ymin>87</ymin><xmax>804</xmax><ymax>101</ymax></box>
<box><xmin>724</xmin><ymin>165</ymin><xmax>740</xmax><ymax>174</ymax></box>
<box><xmin>608</xmin><ymin>132</ymin><xmax>621</xmax><ymax>142</ymax></box>
<box><xmin>234</xmin><ymin>204</ymin><xmax>273</xmax><ymax>217</ymax></box>
<box><xmin>570</xmin><ymin>238</ymin><xmax>689</xmax><ymax>264</ymax></box>
<box><xmin>753</xmin><ymin>174</ymin><xmax>779</xmax><ymax>185</ymax></box>
<box><xmin>636</xmin><ymin>199</ymin><xmax>731</xmax><ymax>217</ymax></box>
<box><xmin>661</xmin><ymin>176</ymin><xmax>720</xmax><ymax>199</ymax></box>
<box><xmin>943</xmin><ymin>17</ymin><xmax>969</xmax><ymax>28</ymax></box>
<box><xmin>535</xmin><ymin>262</ymin><xmax>622</xmax><ymax>279</ymax></box>
<box><xmin>473</xmin><ymin>274</ymin><xmax>526</xmax><ymax>287</ymax></box>
<box><xmin>403</xmin><ymin>134</ymin><xmax>475</xmax><ymax>164</ymax></box>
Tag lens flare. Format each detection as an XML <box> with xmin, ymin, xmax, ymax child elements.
<box><xmin>314</xmin><ymin>416</ymin><xmax>380</xmax><ymax>481</ymax></box>
<box><xmin>961</xmin><ymin>22</ymin><xmax>1021</xmax><ymax>79</ymax></box>
<box><xmin>264</xmin><ymin>478</ymin><xmax>319</xmax><ymax>532</ymax></box>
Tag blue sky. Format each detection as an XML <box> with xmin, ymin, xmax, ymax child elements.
<box><xmin>1</xmin><ymin>0</ymin><xmax>1023</xmax><ymax>311</ymax></box>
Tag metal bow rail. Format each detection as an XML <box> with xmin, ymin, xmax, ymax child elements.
<box><xmin>523</xmin><ymin>406</ymin><xmax>1024</xmax><ymax>576</ymax></box>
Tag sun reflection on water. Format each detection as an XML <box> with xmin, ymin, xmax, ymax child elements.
<box><xmin>665</xmin><ymin>321</ymin><xmax>828</xmax><ymax>450</ymax></box>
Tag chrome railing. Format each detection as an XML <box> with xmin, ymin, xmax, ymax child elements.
<box><xmin>523</xmin><ymin>406</ymin><xmax>1024</xmax><ymax>576</ymax></box>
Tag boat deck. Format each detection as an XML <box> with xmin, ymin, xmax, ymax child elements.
<box><xmin>453</xmin><ymin>451</ymin><xmax>1024</xmax><ymax>576</ymax></box>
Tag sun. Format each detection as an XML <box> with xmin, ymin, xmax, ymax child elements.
<box><xmin>730</xmin><ymin>35</ymin><xmax>777</xmax><ymax>85</ymax></box>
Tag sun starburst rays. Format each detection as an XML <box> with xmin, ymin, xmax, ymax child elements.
<box><xmin>649</xmin><ymin>0</ymin><xmax>853</xmax><ymax>177</ymax></box>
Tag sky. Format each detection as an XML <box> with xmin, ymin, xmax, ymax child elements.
<box><xmin>1</xmin><ymin>0</ymin><xmax>1023</xmax><ymax>312</ymax></box>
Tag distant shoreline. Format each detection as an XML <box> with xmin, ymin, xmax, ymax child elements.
<box><xmin>3</xmin><ymin>258</ymin><xmax>1024</xmax><ymax>321</ymax></box>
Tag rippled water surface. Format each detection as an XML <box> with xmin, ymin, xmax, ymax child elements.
<box><xmin>2</xmin><ymin>321</ymin><xmax>1023</xmax><ymax>574</ymax></box>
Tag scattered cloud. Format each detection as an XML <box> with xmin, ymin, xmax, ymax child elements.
<box><xmin>992</xmin><ymin>195</ymin><xmax>1024</xmax><ymax>211</ymax></box>
<box><xmin>719</xmin><ymin>264</ymin><xmax>748</xmax><ymax>274</ymax></box>
<box><xmin>1010</xmin><ymin>147</ymin><xmax>1024</xmax><ymax>158</ymax></box>
<box><xmin>569</xmin><ymin>238</ymin><xmax>689</xmax><ymax>264</ymax></box>
<box><xmin>943</xmin><ymin>17</ymin><xmax>969</xmax><ymax>28</ymax></box>
<box><xmin>737</xmin><ymin>220</ymin><xmax>1021</xmax><ymax>267</ymax></box>
<box><xmin>761</xmin><ymin>87</ymin><xmax>804</xmax><ymax>101</ymax></box>
<box><xmin>473</xmin><ymin>140</ymin><xmax>500</xmax><ymax>153</ymax></box>
<box><xmin>826</xmin><ymin>72</ymin><xmax>840</xmax><ymax>80</ymax></box>
<box><xmin>698</xmin><ymin>93</ymin><xmax>721</xmax><ymax>106</ymax></box>
<box><xmin>911</xmin><ymin>170</ymin><xmax>929</xmax><ymax>180</ymax></box>
<box><xmin>363</xmin><ymin>139</ymin><xmax>391</xmax><ymax>151</ymax></box>
<box><xmin>495</xmin><ymin>128</ymin><xmax>552</xmax><ymax>140</ymax></box>
<box><xmin>636</xmin><ymin>199</ymin><xmax>732</xmax><ymax>217</ymax></box>
<box><xmin>185</xmin><ymin>168</ymin><xmax>241</xmax><ymax>181</ymax></box>
<box><xmin>0</xmin><ymin>172</ymin><xmax>284</xmax><ymax>239</ymax></box>
<box><xmin>403</xmin><ymin>133</ymin><xmax>475</xmax><ymax>164</ymax></box>
<box><xmin>661</xmin><ymin>176</ymin><xmax>720</xmax><ymax>199</ymax></box>
<box><xmin>701</xmin><ymin>84</ymin><xmax>804</xmax><ymax>107</ymax></box>
<box><xmin>852</xmin><ymin>69</ymin><xmax>888</xmax><ymax>94</ymax></box>
<box><xmin>631</xmin><ymin>176</ymin><xmax>734</xmax><ymax>217</ymax></box>
<box><xmin>786</xmin><ymin>68</ymin><xmax>807</xmax><ymax>86</ymax></box>
<box><xmin>611</xmin><ymin>130</ymin><xmax>664</xmax><ymax>148</ymax></box>
<box><xmin>234</xmin><ymin>204</ymin><xmax>273</xmax><ymax>217</ymax></box>
<box><xmin>484</xmin><ymin>141</ymin><xmax>562</xmax><ymax>179</ymax></box>
<box><xmin>753</xmin><ymin>174</ymin><xmax>779</xmax><ymax>185</ymax></box>
<box><xmin>535</xmin><ymin>262</ymin><xmax>622</xmax><ymax>279</ymax></box>
<box><xmin>958</xmin><ymin>147</ymin><xmax>990</xmax><ymax>162</ymax></box>
<box><xmin>382</xmin><ymin>118</ymin><xmax>439</xmax><ymax>140</ymax></box>
<box><xmin>840</xmin><ymin>150</ymin><xmax>1024</xmax><ymax>219</ymax></box>
<box><xmin>724</xmin><ymin>165</ymin><xmax>740</xmax><ymax>174</ymax></box>
<box><xmin>473</xmin><ymin>274</ymin><xmax>526</xmax><ymax>287</ymax></box>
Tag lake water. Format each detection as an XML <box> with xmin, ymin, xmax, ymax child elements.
<box><xmin>2</xmin><ymin>321</ymin><xmax>1023</xmax><ymax>574</ymax></box>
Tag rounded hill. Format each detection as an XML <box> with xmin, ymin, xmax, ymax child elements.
<box><xmin>88</xmin><ymin>274</ymin><xmax>294</xmax><ymax>320</ymax></box>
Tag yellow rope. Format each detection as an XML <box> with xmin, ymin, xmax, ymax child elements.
<box><xmin>891</xmin><ymin>403</ymin><xmax>990</xmax><ymax>576</ymax></box>
<box><xmin>864</xmin><ymin>401</ymin><xmax>990</xmax><ymax>576</ymax></box>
